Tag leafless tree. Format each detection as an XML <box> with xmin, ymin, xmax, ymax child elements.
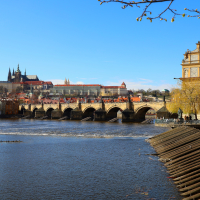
<box><xmin>98</xmin><ymin>0</ymin><xmax>200</xmax><ymax>22</ymax></box>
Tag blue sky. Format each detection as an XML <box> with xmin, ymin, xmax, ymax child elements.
<box><xmin>0</xmin><ymin>0</ymin><xmax>199</xmax><ymax>90</ymax></box>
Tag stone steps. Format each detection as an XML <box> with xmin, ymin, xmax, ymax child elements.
<box><xmin>147</xmin><ymin>126</ymin><xmax>200</xmax><ymax>199</ymax></box>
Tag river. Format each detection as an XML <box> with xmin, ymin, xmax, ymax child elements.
<box><xmin>0</xmin><ymin>119</ymin><xmax>182</xmax><ymax>200</ymax></box>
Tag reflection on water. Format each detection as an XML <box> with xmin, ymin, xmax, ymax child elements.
<box><xmin>0</xmin><ymin>119</ymin><xmax>182</xmax><ymax>200</ymax></box>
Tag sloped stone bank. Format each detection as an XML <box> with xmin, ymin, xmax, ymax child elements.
<box><xmin>147</xmin><ymin>126</ymin><xmax>200</xmax><ymax>200</ymax></box>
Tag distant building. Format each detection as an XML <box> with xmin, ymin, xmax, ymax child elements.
<box><xmin>51</xmin><ymin>81</ymin><xmax>128</xmax><ymax>96</ymax></box>
<box><xmin>21</xmin><ymin>81</ymin><xmax>53</xmax><ymax>91</ymax></box>
<box><xmin>7</xmin><ymin>64</ymin><xmax>39</xmax><ymax>83</ymax></box>
<box><xmin>6</xmin><ymin>65</ymin><xmax>53</xmax><ymax>92</ymax></box>
<box><xmin>52</xmin><ymin>84</ymin><xmax>101</xmax><ymax>96</ymax></box>
<box><xmin>0</xmin><ymin>81</ymin><xmax>21</xmax><ymax>93</ymax></box>
<box><xmin>0</xmin><ymin>81</ymin><xmax>13</xmax><ymax>92</ymax></box>
<box><xmin>0</xmin><ymin>99</ymin><xmax>19</xmax><ymax>115</ymax></box>
<box><xmin>64</xmin><ymin>78</ymin><xmax>70</xmax><ymax>85</ymax></box>
<box><xmin>161</xmin><ymin>89</ymin><xmax>169</xmax><ymax>95</ymax></box>
<box><xmin>101</xmin><ymin>82</ymin><xmax>128</xmax><ymax>96</ymax></box>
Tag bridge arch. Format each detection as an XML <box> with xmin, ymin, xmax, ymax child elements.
<box><xmin>63</xmin><ymin>108</ymin><xmax>73</xmax><ymax>119</ymax></box>
<box><xmin>46</xmin><ymin>107</ymin><xmax>54</xmax><ymax>118</ymax></box>
<box><xmin>32</xmin><ymin>107</ymin><xmax>38</xmax><ymax>117</ymax></box>
<box><xmin>19</xmin><ymin>106</ymin><xmax>26</xmax><ymax>115</ymax></box>
<box><xmin>82</xmin><ymin>107</ymin><xmax>96</xmax><ymax>119</ymax></box>
<box><xmin>134</xmin><ymin>105</ymin><xmax>158</xmax><ymax>122</ymax></box>
<box><xmin>106</xmin><ymin>106</ymin><xmax>122</xmax><ymax>120</ymax></box>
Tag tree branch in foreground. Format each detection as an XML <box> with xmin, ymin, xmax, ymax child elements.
<box><xmin>98</xmin><ymin>0</ymin><xmax>200</xmax><ymax>22</ymax></box>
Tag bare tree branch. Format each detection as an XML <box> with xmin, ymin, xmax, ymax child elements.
<box><xmin>98</xmin><ymin>0</ymin><xmax>200</xmax><ymax>22</ymax></box>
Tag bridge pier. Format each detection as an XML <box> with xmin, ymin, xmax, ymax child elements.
<box><xmin>122</xmin><ymin>109</ymin><xmax>135</xmax><ymax>122</ymax></box>
<box><xmin>70</xmin><ymin>108</ymin><xmax>83</xmax><ymax>120</ymax></box>
<box><xmin>23</xmin><ymin>110</ymin><xmax>32</xmax><ymax>117</ymax></box>
<box><xmin>35</xmin><ymin>108</ymin><xmax>45</xmax><ymax>118</ymax></box>
<box><xmin>94</xmin><ymin>109</ymin><xmax>106</xmax><ymax>121</ymax></box>
<box><xmin>51</xmin><ymin>109</ymin><xmax>63</xmax><ymax>119</ymax></box>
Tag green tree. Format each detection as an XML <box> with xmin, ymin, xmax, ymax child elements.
<box><xmin>168</xmin><ymin>79</ymin><xmax>200</xmax><ymax>120</ymax></box>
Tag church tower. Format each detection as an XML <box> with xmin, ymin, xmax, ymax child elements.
<box><xmin>15</xmin><ymin>64</ymin><xmax>21</xmax><ymax>82</ymax></box>
<box><xmin>7</xmin><ymin>68</ymin><xmax>11</xmax><ymax>82</ymax></box>
<box><xmin>121</xmin><ymin>82</ymin><xmax>126</xmax><ymax>88</ymax></box>
<box><xmin>64</xmin><ymin>78</ymin><xmax>67</xmax><ymax>85</ymax></box>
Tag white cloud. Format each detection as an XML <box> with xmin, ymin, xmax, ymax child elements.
<box><xmin>47</xmin><ymin>79</ymin><xmax>64</xmax><ymax>85</ymax></box>
<box><xmin>76</xmin><ymin>81</ymin><xmax>84</xmax><ymax>84</ymax></box>
<box><xmin>139</xmin><ymin>78</ymin><xmax>153</xmax><ymax>83</ymax></box>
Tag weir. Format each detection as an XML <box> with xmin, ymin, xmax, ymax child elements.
<box><xmin>147</xmin><ymin>126</ymin><xmax>200</xmax><ymax>199</ymax></box>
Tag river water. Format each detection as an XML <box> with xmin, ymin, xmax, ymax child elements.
<box><xmin>0</xmin><ymin>119</ymin><xmax>182</xmax><ymax>200</ymax></box>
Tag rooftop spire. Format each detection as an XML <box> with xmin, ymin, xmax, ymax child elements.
<box><xmin>16</xmin><ymin>64</ymin><xmax>21</xmax><ymax>73</ymax></box>
<box><xmin>8</xmin><ymin>67</ymin><xmax>11</xmax><ymax>81</ymax></box>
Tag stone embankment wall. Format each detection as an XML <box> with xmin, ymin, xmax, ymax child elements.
<box><xmin>147</xmin><ymin>126</ymin><xmax>200</xmax><ymax>200</ymax></box>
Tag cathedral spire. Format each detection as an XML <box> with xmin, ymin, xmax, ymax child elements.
<box><xmin>8</xmin><ymin>68</ymin><xmax>11</xmax><ymax>82</ymax></box>
<box><xmin>16</xmin><ymin>64</ymin><xmax>21</xmax><ymax>72</ymax></box>
<box><xmin>24</xmin><ymin>68</ymin><xmax>26</xmax><ymax>76</ymax></box>
<box><xmin>13</xmin><ymin>68</ymin><xmax>15</xmax><ymax>76</ymax></box>
<box><xmin>64</xmin><ymin>78</ymin><xmax>67</xmax><ymax>85</ymax></box>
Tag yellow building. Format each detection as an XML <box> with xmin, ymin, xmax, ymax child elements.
<box><xmin>181</xmin><ymin>41</ymin><xmax>200</xmax><ymax>79</ymax></box>
<box><xmin>100</xmin><ymin>82</ymin><xmax>128</xmax><ymax>96</ymax></box>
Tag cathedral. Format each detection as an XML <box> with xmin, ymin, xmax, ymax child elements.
<box><xmin>7</xmin><ymin>64</ymin><xmax>39</xmax><ymax>83</ymax></box>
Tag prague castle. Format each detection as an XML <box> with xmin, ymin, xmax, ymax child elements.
<box><xmin>3</xmin><ymin>65</ymin><xmax>53</xmax><ymax>92</ymax></box>
<box><xmin>7</xmin><ymin>64</ymin><xmax>39</xmax><ymax>83</ymax></box>
<box><xmin>181</xmin><ymin>41</ymin><xmax>200</xmax><ymax>79</ymax></box>
<box><xmin>3</xmin><ymin>64</ymin><xmax>128</xmax><ymax>96</ymax></box>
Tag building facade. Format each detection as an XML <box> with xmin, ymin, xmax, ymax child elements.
<box><xmin>0</xmin><ymin>99</ymin><xmax>19</xmax><ymax>115</ymax></box>
<box><xmin>21</xmin><ymin>81</ymin><xmax>53</xmax><ymax>91</ymax></box>
<box><xmin>51</xmin><ymin>82</ymin><xmax>128</xmax><ymax>96</ymax></box>
<box><xmin>100</xmin><ymin>82</ymin><xmax>128</xmax><ymax>96</ymax></box>
<box><xmin>181</xmin><ymin>41</ymin><xmax>200</xmax><ymax>79</ymax></box>
<box><xmin>52</xmin><ymin>84</ymin><xmax>101</xmax><ymax>96</ymax></box>
<box><xmin>0</xmin><ymin>81</ymin><xmax>21</xmax><ymax>93</ymax></box>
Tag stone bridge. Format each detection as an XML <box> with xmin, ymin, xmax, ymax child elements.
<box><xmin>19</xmin><ymin>101</ymin><xmax>166</xmax><ymax>122</ymax></box>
